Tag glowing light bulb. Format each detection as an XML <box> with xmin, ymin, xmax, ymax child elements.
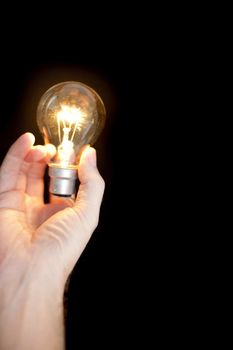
<box><xmin>37</xmin><ymin>81</ymin><xmax>106</xmax><ymax>197</ymax></box>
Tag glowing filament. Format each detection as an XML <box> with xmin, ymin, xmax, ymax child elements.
<box><xmin>57</xmin><ymin>105</ymin><xmax>84</xmax><ymax>143</ymax></box>
<box><xmin>56</xmin><ymin>105</ymin><xmax>84</xmax><ymax>165</ymax></box>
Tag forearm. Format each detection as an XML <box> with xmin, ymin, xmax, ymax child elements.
<box><xmin>0</xmin><ymin>269</ymin><xmax>65</xmax><ymax>350</ymax></box>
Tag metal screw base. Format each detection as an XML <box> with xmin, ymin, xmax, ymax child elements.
<box><xmin>48</xmin><ymin>165</ymin><xmax>77</xmax><ymax>197</ymax></box>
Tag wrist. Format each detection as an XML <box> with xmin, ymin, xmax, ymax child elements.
<box><xmin>0</xmin><ymin>248</ymin><xmax>66</xmax><ymax>294</ymax></box>
<box><xmin>0</xmin><ymin>259</ymin><xmax>65</xmax><ymax>350</ymax></box>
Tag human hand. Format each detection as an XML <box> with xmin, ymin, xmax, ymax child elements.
<box><xmin>0</xmin><ymin>132</ymin><xmax>104</xmax><ymax>286</ymax></box>
<box><xmin>0</xmin><ymin>132</ymin><xmax>104</xmax><ymax>349</ymax></box>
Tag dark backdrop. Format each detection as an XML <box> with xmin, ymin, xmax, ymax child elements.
<box><xmin>0</xmin><ymin>10</ymin><xmax>196</xmax><ymax>349</ymax></box>
<box><xmin>0</xmin><ymin>6</ymin><xmax>207</xmax><ymax>348</ymax></box>
<box><xmin>0</xmin><ymin>19</ymin><xmax>157</xmax><ymax>348</ymax></box>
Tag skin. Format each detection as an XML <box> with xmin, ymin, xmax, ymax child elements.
<box><xmin>0</xmin><ymin>132</ymin><xmax>105</xmax><ymax>350</ymax></box>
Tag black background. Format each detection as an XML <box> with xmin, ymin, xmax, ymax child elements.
<box><xmin>0</xmin><ymin>6</ymin><xmax>210</xmax><ymax>348</ymax></box>
<box><xmin>0</xmin><ymin>11</ymin><xmax>162</xmax><ymax>348</ymax></box>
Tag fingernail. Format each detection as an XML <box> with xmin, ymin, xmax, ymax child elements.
<box><xmin>25</xmin><ymin>132</ymin><xmax>35</xmax><ymax>145</ymax></box>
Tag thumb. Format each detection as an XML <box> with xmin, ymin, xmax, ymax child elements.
<box><xmin>74</xmin><ymin>146</ymin><xmax>105</xmax><ymax>233</ymax></box>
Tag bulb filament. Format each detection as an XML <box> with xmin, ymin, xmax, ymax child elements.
<box><xmin>56</xmin><ymin>105</ymin><xmax>84</xmax><ymax>166</ymax></box>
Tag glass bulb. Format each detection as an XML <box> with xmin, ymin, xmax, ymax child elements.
<box><xmin>37</xmin><ymin>81</ymin><xmax>106</xmax><ymax>197</ymax></box>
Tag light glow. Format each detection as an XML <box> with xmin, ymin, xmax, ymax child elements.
<box><xmin>56</xmin><ymin>105</ymin><xmax>85</xmax><ymax>144</ymax></box>
<box><xmin>55</xmin><ymin>105</ymin><xmax>85</xmax><ymax>165</ymax></box>
<box><xmin>57</xmin><ymin>105</ymin><xmax>84</xmax><ymax>126</ymax></box>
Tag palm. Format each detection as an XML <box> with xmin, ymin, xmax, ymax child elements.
<box><xmin>0</xmin><ymin>181</ymin><xmax>70</xmax><ymax>263</ymax></box>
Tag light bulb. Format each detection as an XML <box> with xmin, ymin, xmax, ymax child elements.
<box><xmin>37</xmin><ymin>81</ymin><xmax>106</xmax><ymax>197</ymax></box>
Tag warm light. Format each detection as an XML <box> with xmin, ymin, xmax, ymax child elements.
<box><xmin>57</xmin><ymin>105</ymin><xmax>85</xmax><ymax>129</ymax></box>
<box><xmin>56</xmin><ymin>105</ymin><xmax>86</xmax><ymax>165</ymax></box>
<box><xmin>37</xmin><ymin>81</ymin><xmax>106</xmax><ymax>196</ymax></box>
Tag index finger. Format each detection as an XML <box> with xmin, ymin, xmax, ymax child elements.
<box><xmin>0</xmin><ymin>133</ymin><xmax>35</xmax><ymax>193</ymax></box>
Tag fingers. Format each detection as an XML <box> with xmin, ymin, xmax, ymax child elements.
<box><xmin>25</xmin><ymin>144</ymin><xmax>56</xmax><ymax>198</ymax></box>
<box><xmin>25</xmin><ymin>144</ymin><xmax>56</xmax><ymax>163</ymax></box>
<box><xmin>0</xmin><ymin>133</ymin><xmax>56</xmax><ymax>199</ymax></box>
<box><xmin>24</xmin><ymin>145</ymin><xmax>47</xmax><ymax>162</ymax></box>
<box><xmin>0</xmin><ymin>133</ymin><xmax>35</xmax><ymax>193</ymax></box>
<box><xmin>73</xmin><ymin>146</ymin><xmax>105</xmax><ymax>233</ymax></box>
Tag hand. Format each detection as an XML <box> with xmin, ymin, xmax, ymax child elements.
<box><xmin>0</xmin><ymin>132</ymin><xmax>105</xmax><ymax>350</ymax></box>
